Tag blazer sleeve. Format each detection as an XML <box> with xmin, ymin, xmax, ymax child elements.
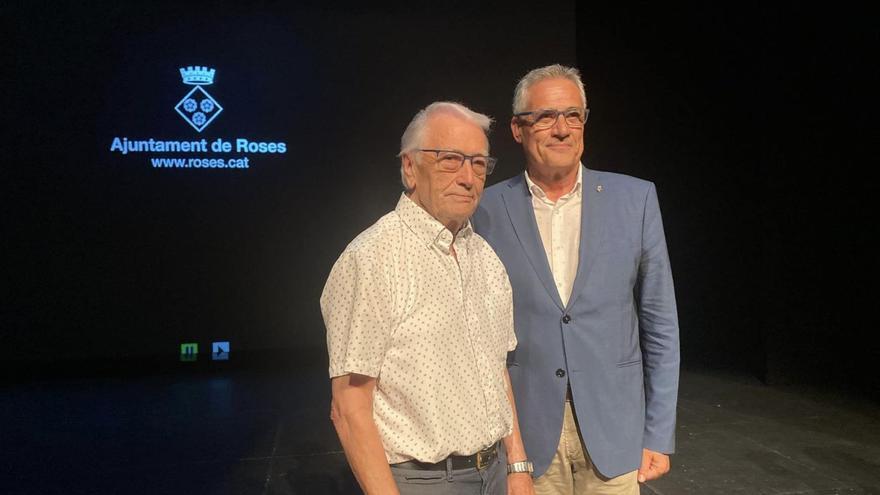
<box><xmin>637</xmin><ymin>182</ymin><xmax>680</xmax><ymax>454</ymax></box>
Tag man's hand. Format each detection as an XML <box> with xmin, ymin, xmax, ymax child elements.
<box><xmin>638</xmin><ymin>448</ymin><xmax>670</xmax><ymax>483</ymax></box>
<box><xmin>507</xmin><ymin>472</ymin><xmax>535</xmax><ymax>495</ymax></box>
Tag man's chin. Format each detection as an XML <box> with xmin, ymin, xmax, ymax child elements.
<box><xmin>446</xmin><ymin>205</ymin><xmax>477</xmax><ymax>221</ymax></box>
<box><xmin>546</xmin><ymin>159</ymin><xmax>580</xmax><ymax>171</ymax></box>
<box><xmin>445</xmin><ymin>196</ymin><xmax>477</xmax><ymax>207</ymax></box>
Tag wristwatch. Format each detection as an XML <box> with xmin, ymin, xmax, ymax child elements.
<box><xmin>507</xmin><ymin>460</ymin><xmax>534</xmax><ymax>475</ymax></box>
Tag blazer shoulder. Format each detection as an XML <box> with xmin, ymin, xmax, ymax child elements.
<box><xmin>474</xmin><ymin>175</ymin><xmax>522</xmax><ymax>233</ymax></box>
<box><xmin>480</xmin><ymin>174</ymin><xmax>522</xmax><ymax>205</ymax></box>
<box><xmin>484</xmin><ymin>174</ymin><xmax>522</xmax><ymax>193</ymax></box>
<box><xmin>588</xmin><ymin>168</ymin><xmax>653</xmax><ymax>192</ymax></box>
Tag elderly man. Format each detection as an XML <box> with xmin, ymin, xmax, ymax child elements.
<box><xmin>473</xmin><ymin>65</ymin><xmax>680</xmax><ymax>494</ymax></box>
<box><xmin>321</xmin><ymin>102</ymin><xmax>535</xmax><ymax>495</ymax></box>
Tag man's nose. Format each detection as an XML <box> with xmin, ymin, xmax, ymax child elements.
<box><xmin>456</xmin><ymin>159</ymin><xmax>476</xmax><ymax>187</ymax></box>
<box><xmin>551</xmin><ymin>113</ymin><xmax>571</xmax><ymax>137</ymax></box>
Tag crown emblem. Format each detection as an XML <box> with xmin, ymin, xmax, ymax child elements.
<box><xmin>179</xmin><ymin>66</ymin><xmax>216</xmax><ymax>85</ymax></box>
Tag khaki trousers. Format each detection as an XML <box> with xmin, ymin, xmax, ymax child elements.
<box><xmin>533</xmin><ymin>400</ymin><xmax>639</xmax><ymax>495</ymax></box>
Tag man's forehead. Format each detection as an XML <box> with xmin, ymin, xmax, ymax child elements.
<box><xmin>527</xmin><ymin>78</ymin><xmax>583</xmax><ymax>107</ymax></box>
<box><xmin>423</xmin><ymin>113</ymin><xmax>488</xmax><ymax>150</ymax></box>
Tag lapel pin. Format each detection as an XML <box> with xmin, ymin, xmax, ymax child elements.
<box><xmin>596</xmin><ymin>185</ymin><xmax>603</xmax><ymax>192</ymax></box>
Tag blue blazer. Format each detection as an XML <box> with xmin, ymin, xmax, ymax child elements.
<box><xmin>472</xmin><ymin>167</ymin><xmax>680</xmax><ymax>479</ymax></box>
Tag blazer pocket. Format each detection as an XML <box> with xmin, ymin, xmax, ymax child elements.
<box><xmin>616</xmin><ymin>359</ymin><xmax>642</xmax><ymax>368</ymax></box>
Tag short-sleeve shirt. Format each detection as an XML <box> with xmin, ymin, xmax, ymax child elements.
<box><xmin>321</xmin><ymin>193</ymin><xmax>517</xmax><ymax>464</ymax></box>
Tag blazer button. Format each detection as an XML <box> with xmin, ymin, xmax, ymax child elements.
<box><xmin>556</xmin><ymin>368</ymin><xmax>566</xmax><ymax>378</ymax></box>
<box><xmin>562</xmin><ymin>315</ymin><xmax>571</xmax><ymax>324</ymax></box>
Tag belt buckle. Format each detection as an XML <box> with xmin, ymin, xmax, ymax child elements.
<box><xmin>476</xmin><ymin>450</ymin><xmax>487</xmax><ymax>470</ymax></box>
<box><xmin>475</xmin><ymin>444</ymin><xmax>495</xmax><ymax>470</ymax></box>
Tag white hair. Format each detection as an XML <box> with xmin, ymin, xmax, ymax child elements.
<box><xmin>512</xmin><ymin>64</ymin><xmax>587</xmax><ymax>114</ymax></box>
<box><xmin>398</xmin><ymin>101</ymin><xmax>493</xmax><ymax>191</ymax></box>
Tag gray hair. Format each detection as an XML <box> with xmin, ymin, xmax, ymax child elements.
<box><xmin>512</xmin><ymin>64</ymin><xmax>587</xmax><ymax>114</ymax></box>
<box><xmin>398</xmin><ymin>101</ymin><xmax>493</xmax><ymax>191</ymax></box>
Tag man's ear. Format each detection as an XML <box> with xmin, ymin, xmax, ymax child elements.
<box><xmin>401</xmin><ymin>154</ymin><xmax>416</xmax><ymax>191</ymax></box>
<box><xmin>511</xmin><ymin>117</ymin><xmax>523</xmax><ymax>144</ymax></box>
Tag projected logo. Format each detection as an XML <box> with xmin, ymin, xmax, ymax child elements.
<box><xmin>174</xmin><ymin>66</ymin><xmax>223</xmax><ymax>132</ymax></box>
<box><xmin>180</xmin><ymin>342</ymin><xmax>199</xmax><ymax>362</ymax></box>
<box><xmin>212</xmin><ymin>341</ymin><xmax>230</xmax><ymax>361</ymax></box>
<box><xmin>109</xmin><ymin>64</ymin><xmax>287</xmax><ymax>170</ymax></box>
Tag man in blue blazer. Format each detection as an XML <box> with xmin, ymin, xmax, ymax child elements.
<box><xmin>472</xmin><ymin>64</ymin><xmax>680</xmax><ymax>494</ymax></box>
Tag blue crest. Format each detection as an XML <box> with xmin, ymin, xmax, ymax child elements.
<box><xmin>175</xmin><ymin>66</ymin><xmax>223</xmax><ymax>132</ymax></box>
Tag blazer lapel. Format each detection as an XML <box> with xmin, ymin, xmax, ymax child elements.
<box><xmin>501</xmin><ymin>175</ymin><xmax>564</xmax><ymax>311</ymax></box>
<box><xmin>566</xmin><ymin>167</ymin><xmax>605</xmax><ymax>310</ymax></box>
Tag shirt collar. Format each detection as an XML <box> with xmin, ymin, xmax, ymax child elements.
<box><xmin>524</xmin><ymin>164</ymin><xmax>583</xmax><ymax>200</ymax></box>
<box><xmin>395</xmin><ymin>193</ymin><xmax>472</xmax><ymax>254</ymax></box>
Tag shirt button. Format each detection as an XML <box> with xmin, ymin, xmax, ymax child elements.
<box><xmin>562</xmin><ymin>315</ymin><xmax>571</xmax><ymax>324</ymax></box>
<box><xmin>556</xmin><ymin>368</ymin><xmax>566</xmax><ymax>378</ymax></box>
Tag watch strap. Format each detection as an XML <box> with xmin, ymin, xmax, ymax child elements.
<box><xmin>507</xmin><ymin>460</ymin><xmax>534</xmax><ymax>475</ymax></box>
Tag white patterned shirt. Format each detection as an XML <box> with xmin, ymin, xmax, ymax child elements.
<box><xmin>525</xmin><ymin>166</ymin><xmax>583</xmax><ymax>307</ymax></box>
<box><xmin>321</xmin><ymin>193</ymin><xmax>517</xmax><ymax>464</ymax></box>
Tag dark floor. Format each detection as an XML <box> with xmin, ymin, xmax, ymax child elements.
<box><xmin>1</xmin><ymin>365</ymin><xmax>878</xmax><ymax>495</ymax></box>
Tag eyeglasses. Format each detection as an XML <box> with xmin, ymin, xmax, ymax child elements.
<box><xmin>513</xmin><ymin>107</ymin><xmax>589</xmax><ymax>130</ymax></box>
<box><xmin>417</xmin><ymin>149</ymin><xmax>497</xmax><ymax>178</ymax></box>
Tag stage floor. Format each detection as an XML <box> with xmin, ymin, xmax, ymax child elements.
<box><xmin>2</xmin><ymin>365</ymin><xmax>878</xmax><ymax>494</ymax></box>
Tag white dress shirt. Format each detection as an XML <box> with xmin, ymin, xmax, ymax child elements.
<box><xmin>524</xmin><ymin>166</ymin><xmax>583</xmax><ymax>307</ymax></box>
<box><xmin>321</xmin><ymin>193</ymin><xmax>517</xmax><ymax>464</ymax></box>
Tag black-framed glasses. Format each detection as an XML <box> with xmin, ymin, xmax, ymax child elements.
<box><xmin>513</xmin><ymin>107</ymin><xmax>589</xmax><ymax>130</ymax></box>
<box><xmin>417</xmin><ymin>149</ymin><xmax>497</xmax><ymax>178</ymax></box>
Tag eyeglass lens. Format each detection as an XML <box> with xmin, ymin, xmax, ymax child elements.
<box><xmin>533</xmin><ymin>108</ymin><xmax>585</xmax><ymax>128</ymax></box>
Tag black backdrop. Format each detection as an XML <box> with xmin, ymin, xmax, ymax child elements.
<box><xmin>4</xmin><ymin>2</ymin><xmax>878</xmax><ymax>397</ymax></box>
<box><xmin>4</xmin><ymin>1</ymin><xmax>577</xmax><ymax>363</ymax></box>
<box><xmin>574</xmin><ymin>4</ymin><xmax>878</xmax><ymax>395</ymax></box>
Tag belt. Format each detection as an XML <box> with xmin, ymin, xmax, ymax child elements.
<box><xmin>392</xmin><ymin>443</ymin><xmax>498</xmax><ymax>471</ymax></box>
